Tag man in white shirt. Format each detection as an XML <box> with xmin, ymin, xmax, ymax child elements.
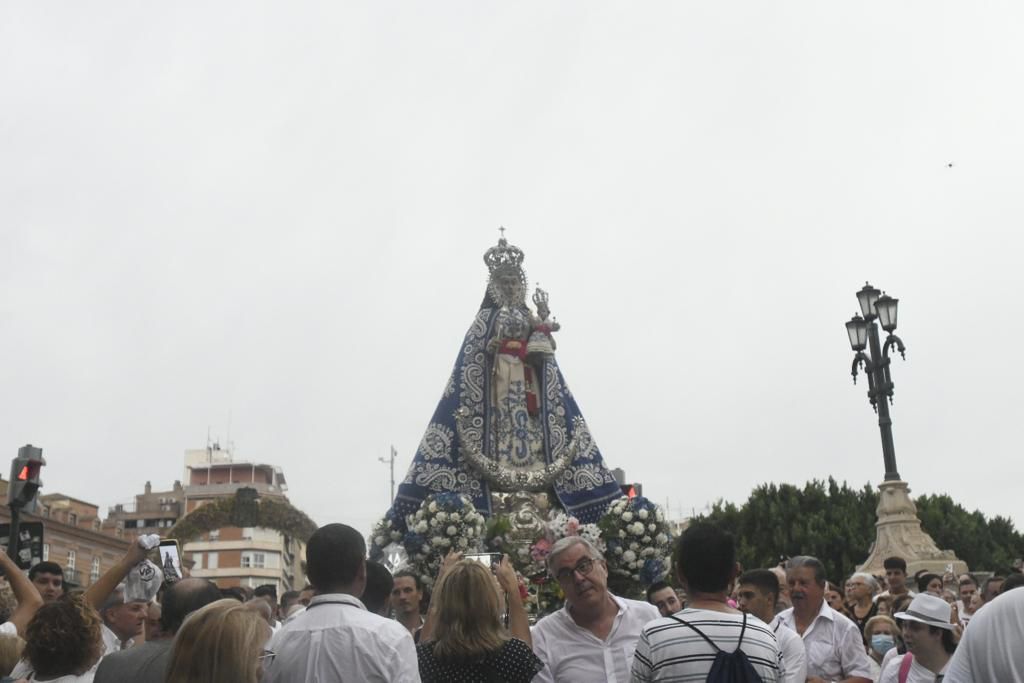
<box><xmin>777</xmin><ymin>555</ymin><xmax>873</xmax><ymax>683</ymax></box>
<box><xmin>878</xmin><ymin>593</ymin><xmax>956</xmax><ymax>683</ymax></box>
<box><xmin>945</xmin><ymin>586</ymin><xmax>1024</xmax><ymax>682</ymax></box>
<box><xmin>531</xmin><ymin>536</ymin><xmax>659</xmax><ymax>682</ymax></box>
<box><xmin>263</xmin><ymin>523</ymin><xmax>419</xmax><ymax>683</ymax></box>
<box><xmin>737</xmin><ymin>569</ymin><xmax>807</xmax><ymax>683</ymax></box>
<box><xmin>632</xmin><ymin>525</ymin><xmax>783</xmax><ymax>682</ymax></box>
<box><xmin>98</xmin><ymin>585</ymin><xmax>149</xmax><ymax>653</ymax></box>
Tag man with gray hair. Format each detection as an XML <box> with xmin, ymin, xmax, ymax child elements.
<box><xmin>775</xmin><ymin>556</ymin><xmax>873</xmax><ymax>683</ymax></box>
<box><xmin>531</xmin><ymin>536</ymin><xmax>659</xmax><ymax>682</ymax></box>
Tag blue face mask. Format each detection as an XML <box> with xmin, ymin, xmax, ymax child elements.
<box><xmin>871</xmin><ymin>634</ymin><xmax>896</xmax><ymax>655</ymax></box>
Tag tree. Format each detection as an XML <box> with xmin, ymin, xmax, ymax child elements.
<box><xmin>698</xmin><ymin>479</ymin><xmax>1024</xmax><ymax>581</ymax></box>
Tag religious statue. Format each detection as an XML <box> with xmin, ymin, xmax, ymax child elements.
<box><xmin>385</xmin><ymin>234</ymin><xmax>623</xmax><ymax>531</ymax></box>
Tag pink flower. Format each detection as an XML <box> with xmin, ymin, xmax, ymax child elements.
<box><xmin>530</xmin><ymin>538</ymin><xmax>552</xmax><ymax>562</ymax></box>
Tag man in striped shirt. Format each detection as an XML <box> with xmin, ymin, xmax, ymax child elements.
<box><xmin>631</xmin><ymin>523</ymin><xmax>784</xmax><ymax>682</ymax></box>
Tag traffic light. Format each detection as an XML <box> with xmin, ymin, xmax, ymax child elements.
<box><xmin>621</xmin><ymin>483</ymin><xmax>642</xmax><ymax>499</ymax></box>
<box><xmin>8</xmin><ymin>445</ymin><xmax>45</xmax><ymax>509</ymax></box>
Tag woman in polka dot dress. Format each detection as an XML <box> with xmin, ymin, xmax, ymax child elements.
<box><xmin>417</xmin><ymin>554</ymin><xmax>543</xmax><ymax>682</ymax></box>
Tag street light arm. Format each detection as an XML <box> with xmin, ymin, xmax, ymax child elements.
<box><xmin>851</xmin><ymin>351</ymin><xmax>873</xmax><ymax>384</ymax></box>
<box><xmin>883</xmin><ymin>333</ymin><xmax>906</xmax><ymax>361</ymax></box>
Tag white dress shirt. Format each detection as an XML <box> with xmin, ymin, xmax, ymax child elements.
<box><xmin>262</xmin><ymin>593</ymin><xmax>419</xmax><ymax>683</ymax></box>
<box><xmin>100</xmin><ymin>624</ymin><xmax>133</xmax><ymax>655</ymax></box>
<box><xmin>771</xmin><ymin>620</ymin><xmax>808</xmax><ymax>683</ymax></box>
<box><xmin>531</xmin><ymin>593</ymin><xmax>659</xmax><ymax>683</ymax></box>
<box><xmin>776</xmin><ymin>599</ymin><xmax>874</xmax><ymax>681</ymax></box>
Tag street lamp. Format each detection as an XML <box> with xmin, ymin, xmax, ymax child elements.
<box><xmin>846</xmin><ymin>282</ymin><xmax>907</xmax><ymax>481</ymax></box>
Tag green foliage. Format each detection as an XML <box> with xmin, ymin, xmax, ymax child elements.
<box><xmin>916</xmin><ymin>494</ymin><xmax>1024</xmax><ymax>572</ymax></box>
<box><xmin>168</xmin><ymin>490</ymin><xmax>318</xmax><ymax>544</ymax></box>
<box><xmin>698</xmin><ymin>479</ymin><xmax>1024</xmax><ymax>581</ymax></box>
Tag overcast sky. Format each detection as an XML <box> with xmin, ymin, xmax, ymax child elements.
<box><xmin>3</xmin><ymin>3</ymin><xmax>1022</xmax><ymax>552</ymax></box>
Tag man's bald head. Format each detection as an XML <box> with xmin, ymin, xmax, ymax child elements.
<box><xmin>160</xmin><ymin>578</ymin><xmax>223</xmax><ymax>634</ymax></box>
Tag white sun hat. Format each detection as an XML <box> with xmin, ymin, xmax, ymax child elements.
<box><xmin>893</xmin><ymin>592</ymin><xmax>956</xmax><ymax>631</ymax></box>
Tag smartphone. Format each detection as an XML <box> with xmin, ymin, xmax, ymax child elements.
<box><xmin>159</xmin><ymin>539</ymin><xmax>183</xmax><ymax>584</ymax></box>
<box><xmin>464</xmin><ymin>552</ymin><xmax>502</xmax><ymax>569</ymax></box>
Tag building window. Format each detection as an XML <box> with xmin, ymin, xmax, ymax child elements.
<box><xmin>193</xmin><ymin>553</ymin><xmax>203</xmax><ymax>570</ymax></box>
<box><xmin>90</xmin><ymin>557</ymin><xmax>100</xmax><ymax>582</ymax></box>
<box><xmin>242</xmin><ymin>527</ymin><xmax>254</xmax><ymax>540</ymax></box>
<box><xmin>42</xmin><ymin>543</ymin><xmax>49</xmax><ymax>561</ymax></box>
<box><xmin>241</xmin><ymin>552</ymin><xmax>265</xmax><ymax>569</ymax></box>
<box><xmin>208</xmin><ymin>529</ymin><xmax>220</xmax><ymax>541</ymax></box>
<box><xmin>68</xmin><ymin>513</ymin><xmax>78</xmax><ymax>526</ymax></box>
<box><xmin>67</xmin><ymin>550</ymin><xmax>76</xmax><ymax>570</ymax></box>
<box><xmin>207</xmin><ymin>552</ymin><xmax>219</xmax><ymax>569</ymax></box>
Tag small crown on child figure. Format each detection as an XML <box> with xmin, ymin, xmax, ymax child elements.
<box><xmin>532</xmin><ymin>286</ymin><xmax>549</xmax><ymax>307</ymax></box>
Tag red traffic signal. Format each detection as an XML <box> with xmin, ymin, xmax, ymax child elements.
<box><xmin>621</xmin><ymin>483</ymin><xmax>642</xmax><ymax>499</ymax></box>
<box><xmin>9</xmin><ymin>445</ymin><xmax>45</xmax><ymax>508</ymax></box>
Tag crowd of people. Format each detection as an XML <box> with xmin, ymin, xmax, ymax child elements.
<box><xmin>0</xmin><ymin>521</ymin><xmax>1022</xmax><ymax>682</ymax></box>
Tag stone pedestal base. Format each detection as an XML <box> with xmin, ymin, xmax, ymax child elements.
<box><xmin>858</xmin><ymin>480</ymin><xmax>968</xmax><ymax>576</ymax></box>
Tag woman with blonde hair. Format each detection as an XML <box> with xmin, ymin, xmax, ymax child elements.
<box><xmin>418</xmin><ymin>554</ymin><xmax>542</xmax><ymax>682</ymax></box>
<box><xmin>164</xmin><ymin>599</ymin><xmax>271</xmax><ymax>683</ymax></box>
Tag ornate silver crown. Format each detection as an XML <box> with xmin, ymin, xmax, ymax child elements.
<box><xmin>483</xmin><ymin>237</ymin><xmax>525</xmax><ymax>273</ymax></box>
<box><xmin>532</xmin><ymin>287</ymin><xmax>549</xmax><ymax>307</ymax></box>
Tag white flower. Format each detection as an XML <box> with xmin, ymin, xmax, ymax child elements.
<box><xmin>631</xmin><ymin>523</ymin><xmax>645</xmax><ymax>536</ymax></box>
<box><xmin>629</xmin><ymin>541</ymin><xmax>639</xmax><ymax>550</ymax></box>
<box><xmin>446</xmin><ymin>525</ymin><xmax>457</xmax><ymax>536</ymax></box>
<box><xmin>638</xmin><ymin>509</ymin><xmax>649</xmax><ymax>520</ymax></box>
<box><xmin>621</xmin><ymin>511</ymin><xmax>634</xmax><ymax>522</ymax></box>
<box><xmin>458</xmin><ymin>537</ymin><xmax>468</xmax><ymax>548</ymax></box>
<box><xmin>374</xmin><ymin>535</ymin><xmax>385</xmax><ymax>546</ymax></box>
<box><xmin>614</xmin><ymin>546</ymin><xmax>623</xmax><ymax>555</ymax></box>
<box><xmin>431</xmin><ymin>536</ymin><xmax>444</xmax><ymax>546</ymax></box>
<box><xmin>415</xmin><ymin>521</ymin><xmax>428</xmax><ymax>533</ymax></box>
<box><xmin>449</xmin><ymin>512</ymin><xmax>460</xmax><ymax>522</ymax></box>
<box><xmin>648</xmin><ymin>523</ymin><xmax>657</xmax><ymax>532</ymax></box>
<box><xmin>436</xmin><ymin>511</ymin><xmax>448</xmax><ymax>523</ymax></box>
<box><xmin>655</xmin><ymin>510</ymin><xmax>664</xmax><ymax>522</ymax></box>
<box><xmin>655</xmin><ymin>533</ymin><xmax>668</xmax><ymax>544</ymax></box>
<box><xmin>466</xmin><ymin>526</ymin><xmax>476</xmax><ymax>537</ymax></box>
<box><xmin>642</xmin><ymin>536</ymin><xmax>651</xmax><ymax>544</ymax></box>
<box><xmin>642</xmin><ymin>547</ymin><xmax>655</xmax><ymax>557</ymax></box>
<box><xmin>622</xmin><ymin>550</ymin><xmax>636</xmax><ymax>563</ymax></box>
<box><xmin>421</xmin><ymin>544</ymin><xmax>430</xmax><ymax>553</ymax></box>
<box><xmin>429</xmin><ymin>502</ymin><xmax>438</xmax><ymax>513</ymax></box>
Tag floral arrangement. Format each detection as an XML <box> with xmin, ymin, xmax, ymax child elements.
<box><xmin>401</xmin><ymin>492</ymin><xmax>486</xmax><ymax>586</ymax></box>
<box><xmin>367</xmin><ymin>511</ymin><xmax>404</xmax><ymax>563</ymax></box>
<box><xmin>598</xmin><ymin>495</ymin><xmax>672</xmax><ymax>587</ymax></box>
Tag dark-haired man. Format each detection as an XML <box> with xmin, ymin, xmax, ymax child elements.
<box><xmin>875</xmin><ymin>556</ymin><xmax>914</xmax><ymax>603</ymax></box>
<box><xmin>264</xmin><ymin>523</ymin><xmax>419</xmax><ymax>683</ymax></box>
<box><xmin>364</xmin><ymin>560</ymin><xmax>395</xmax><ymax>617</ymax></box>
<box><xmin>737</xmin><ymin>569</ymin><xmax>807</xmax><ymax>683</ymax></box>
<box><xmin>878</xmin><ymin>593</ymin><xmax>956</xmax><ymax>682</ymax></box>
<box><xmin>778</xmin><ymin>555</ymin><xmax>872</xmax><ymax>683</ymax></box>
<box><xmin>27</xmin><ymin>561</ymin><xmax>64</xmax><ymax>604</ymax></box>
<box><xmin>632</xmin><ymin>524</ymin><xmax>784</xmax><ymax>682</ymax></box>
<box><xmin>646</xmin><ymin>580</ymin><xmax>682</xmax><ymax>617</ymax></box>
<box><xmin>391</xmin><ymin>568</ymin><xmax>424</xmax><ymax>636</ymax></box>
<box><xmin>95</xmin><ymin>577</ymin><xmax>222</xmax><ymax>683</ymax></box>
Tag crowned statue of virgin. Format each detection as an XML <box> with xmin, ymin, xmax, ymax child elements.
<box><xmin>384</xmin><ymin>234</ymin><xmax>624</xmax><ymax>534</ymax></box>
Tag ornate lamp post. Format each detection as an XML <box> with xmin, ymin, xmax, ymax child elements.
<box><xmin>845</xmin><ymin>283</ymin><xmax>966</xmax><ymax>575</ymax></box>
<box><xmin>845</xmin><ymin>283</ymin><xmax>906</xmax><ymax>481</ymax></box>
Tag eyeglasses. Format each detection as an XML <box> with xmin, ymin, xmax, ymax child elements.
<box><xmin>259</xmin><ymin>650</ymin><xmax>276</xmax><ymax>664</ymax></box>
<box><xmin>555</xmin><ymin>557</ymin><xmax>598</xmax><ymax>582</ymax></box>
